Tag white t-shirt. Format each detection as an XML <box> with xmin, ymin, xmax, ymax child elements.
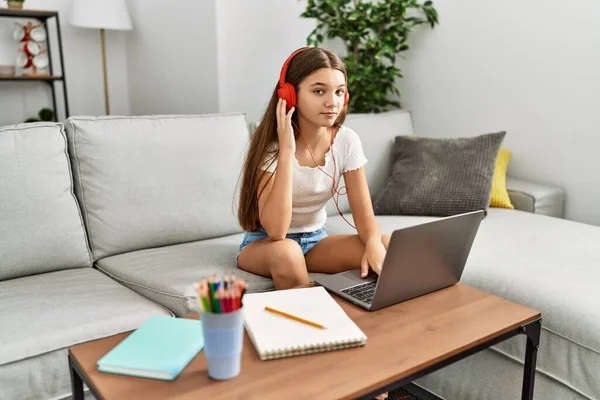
<box><xmin>261</xmin><ymin>126</ymin><xmax>367</xmax><ymax>233</ymax></box>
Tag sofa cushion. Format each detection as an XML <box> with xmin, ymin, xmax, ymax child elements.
<box><xmin>373</xmin><ymin>131</ymin><xmax>506</xmax><ymax>216</ymax></box>
<box><xmin>95</xmin><ymin>233</ymin><xmax>274</xmax><ymax>316</ymax></box>
<box><xmin>64</xmin><ymin>114</ymin><xmax>248</xmax><ymax>260</ymax></box>
<box><xmin>0</xmin><ymin>268</ymin><xmax>172</xmax><ymax>400</ymax></box>
<box><xmin>326</xmin><ymin>110</ymin><xmax>415</xmax><ymax>217</ymax></box>
<box><xmin>0</xmin><ymin>123</ymin><xmax>92</xmax><ymax>281</ymax></box>
<box><xmin>96</xmin><ymin>219</ymin><xmax>438</xmax><ymax>315</ymax></box>
<box><xmin>0</xmin><ymin>268</ymin><xmax>172</xmax><ymax>366</ymax></box>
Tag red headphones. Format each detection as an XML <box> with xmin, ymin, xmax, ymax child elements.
<box><xmin>277</xmin><ymin>47</ymin><xmax>349</xmax><ymax>111</ymax></box>
<box><xmin>277</xmin><ymin>47</ymin><xmax>355</xmax><ymax>229</ymax></box>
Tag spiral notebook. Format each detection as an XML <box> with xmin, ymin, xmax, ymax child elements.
<box><xmin>242</xmin><ymin>286</ymin><xmax>367</xmax><ymax>360</ymax></box>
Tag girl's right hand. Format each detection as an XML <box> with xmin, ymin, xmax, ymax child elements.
<box><xmin>277</xmin><ymin>98</ymin><xmax>296</xmax><ymax>153</ymax></box>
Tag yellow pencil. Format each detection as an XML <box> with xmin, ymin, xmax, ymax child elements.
<box><xmin>264</xmin><ymin>306</ymin><xmax>327</xmax><ymax>329</ymax></box>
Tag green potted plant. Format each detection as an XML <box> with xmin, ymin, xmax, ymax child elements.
<box><xmin>7</xmin><ymin>0</ymin><xmax>25</xmax><ymax>10</ymax></box>
<box><xmin>301</xmin><ymin>0</ymin><xmax>438</xmax><ymax>113</ymax></box>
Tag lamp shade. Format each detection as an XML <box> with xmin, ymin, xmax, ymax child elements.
<box><xmin>71</xmin><ymin>0</ymin><xmax>133</xmax><ymax>31</ymax></box>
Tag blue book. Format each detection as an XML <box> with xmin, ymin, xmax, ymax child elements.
<box><xmin>97</xmin><ymin>316</ymin><xmax>204</xmax><ymax>381</ymax></box>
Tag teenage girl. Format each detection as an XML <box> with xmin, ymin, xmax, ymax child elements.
<box><xmin>237</xmin><ymin>46</ymin><xmax>390</xmax><ymax>290</ymax></box>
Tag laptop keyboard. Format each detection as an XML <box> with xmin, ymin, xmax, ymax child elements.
<box><xmin>341</xmin><ymin>280</ymin><xmax>377</xmax><ymax>304</ymax></box>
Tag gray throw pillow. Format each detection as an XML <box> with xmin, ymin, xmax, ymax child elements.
<box><xmin>373</xmin><ymin>131</ymin><xmax>506</xmax><ymax>216</ymax></box>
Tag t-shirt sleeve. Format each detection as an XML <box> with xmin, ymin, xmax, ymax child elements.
<box><xmin>342</xmin><ymin>127</ymin><xmax>368</xmax><ymax>173</ymax></box>
<box><xmin>260</xmin><ymin>142</ymin><xmax>278</xmax><ymax>173</ymax></box>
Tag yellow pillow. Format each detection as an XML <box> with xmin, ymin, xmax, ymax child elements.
<box><xmin>489</xmin><ymin>148</ymin><xmax>514</xmax><ymax>209</ymax></box>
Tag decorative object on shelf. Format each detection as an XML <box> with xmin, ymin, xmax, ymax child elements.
<box><xmin>24</xmin><ymin>107</ymin><xmax>55</xmax><ymax>123</ymax></box>
<box><xmin>300</xmin><ymin>0</ymin><xmax>439</xmax><ymax>113</ymax></box>
<box><xmin>13</xmin><ymin>21</ymin><xmax>49</xmax><ymax>76</ymax></box>
<box><xmin>7</xmin><ymin>0</ymin><xmax>25</xmax><ymax>10</ymax></box>
<box><xmin>71</xmin><ymin>0</ymin><xmax>133</xmax><ymax>115</ymax></box>
<box><xmin>13</xmin><ymin>20</ymin><xmax>46</xmax><ymax>42</ymax></box>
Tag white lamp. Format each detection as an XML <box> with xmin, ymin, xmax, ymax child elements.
<box><xmin>71</xmin><ymin>0</ymin><xmax>133</xmax><ymax>115</ymax></box>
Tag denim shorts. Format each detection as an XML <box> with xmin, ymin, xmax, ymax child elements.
<box><xmin>238</xmin><ymin>226</ymin><xmax>328</xmax><ymax>257</ymax></box>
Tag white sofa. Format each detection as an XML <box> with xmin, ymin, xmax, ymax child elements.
<box><xmin>1</xmin><ymin>110</ymin><xmax>597</xmax><ymax>400</ymax></box>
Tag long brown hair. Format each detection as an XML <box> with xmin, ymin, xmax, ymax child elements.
<box><xmin>237</xmin><ymin>47</ymin><xmax>349</xmax><ymax>232</ymax></box>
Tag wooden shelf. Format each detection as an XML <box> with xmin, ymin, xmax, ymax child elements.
<box><xmin>0</xmin><ymin>75</ymin><xmax>63</xmax><ymax>82</ymax></box>
<box><xmin>0</xmin><ymin>8</ymin><xmax>58</xmax><ymax>19</ymax></box>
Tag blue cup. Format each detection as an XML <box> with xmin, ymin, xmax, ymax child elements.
<box><xmin>199</xmin><ymin>308</ymin><xmax>244</xmax><ymax>380</ymax></box>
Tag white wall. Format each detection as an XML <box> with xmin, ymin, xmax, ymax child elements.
<box><xmin>396</xmin><ymin>0</ymin><xmax>600</xmax><ymax>225</ymax></box>
<box><xmin>123</xmin><ymin>0</ymin><xmax>317</xmax><ymax>120</ymax></box>
<box><xmin>215</xmin><ymin>0</ymin><xmax>315</xmax><ymax>123</ymax></box>
<box><xmin>125</xmin><ymin>0</ymin><xmax>219</xmax><ymax>116</ymax></box>
<box><xmin>0</xmin><ymin>0</ymin><xmax>130</xmax><ymax>126</ymax></box>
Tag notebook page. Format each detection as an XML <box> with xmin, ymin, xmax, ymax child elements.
<box><xmin>242</xmin><ymin>287</ymin><xmax>367</xmax><ymax>357</ymax></box>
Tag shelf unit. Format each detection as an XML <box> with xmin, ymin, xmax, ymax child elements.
<box><xmin>0</xmin><ymin>8</ymin><xmax>70</xmax><ymax>121</ymax></box>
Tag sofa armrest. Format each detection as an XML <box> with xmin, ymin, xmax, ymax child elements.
<box><xmin>506</xmin><ymin>177</ymin><xmax>566</xmax><ymax>218</ymax></box>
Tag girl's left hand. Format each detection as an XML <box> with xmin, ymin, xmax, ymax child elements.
<box><xmin>360</xmin><ymin>240</ymin><xmax>387</xmax><ymax>277</ymax></box>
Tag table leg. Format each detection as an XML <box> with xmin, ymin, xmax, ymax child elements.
<box><xmin>69</xmin><ymin>354</ymin><xmax>84</xmax><ymax>400</ymax></box>
<box><xmin>521</xmin><ymin>319</ymin><xmax>541</xmax><ymax>400</ymax></box>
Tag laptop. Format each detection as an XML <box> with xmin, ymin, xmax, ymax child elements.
<box><xmin>314</xmin><ymin>210</ymin><xmax>485</xmax><ymax>311</ymax></box>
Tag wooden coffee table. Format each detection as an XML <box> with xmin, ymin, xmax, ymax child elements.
<box><xmin>69</xmin><ymin>283</ymin><xmax>541</xmax><ymax>400</ymax></box>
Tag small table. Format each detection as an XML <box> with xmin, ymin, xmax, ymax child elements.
<box><xmin>69</xmin><ymin>284</ymin><xmax>541</xmax><ymax>400</ymax></box>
